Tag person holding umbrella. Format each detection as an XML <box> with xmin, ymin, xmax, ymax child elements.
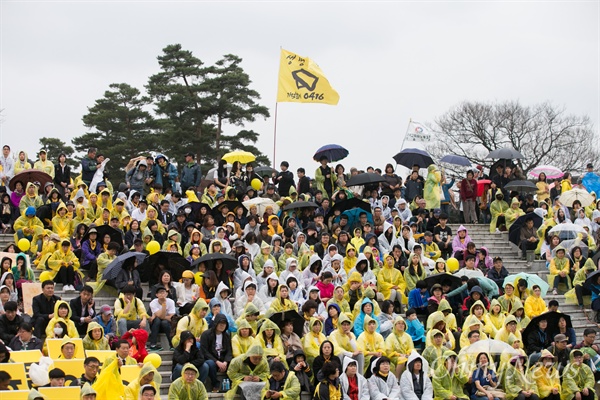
<box><xmin>519</xmin><ymin>217</ymin><xmax>539</xmax><ymax>262</ymax></box>
<box><xmin>315</xmin><ymin>156</ymin><xmax>335</xmax><ymax>199</ymax></box>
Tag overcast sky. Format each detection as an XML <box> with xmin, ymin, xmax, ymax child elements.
<box><xmin>1</xmin><ymin>1</ymin><xmax>598</xmax><ymax>178</ymax></box>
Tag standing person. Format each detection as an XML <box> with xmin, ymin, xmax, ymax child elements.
<box><xmin>272</xmin><ymin>161</ymin><xmax>295</xmax><ymax>197</ymax></box>
<box><xmin>81</xmin><ymin>148</ymin><xmax>98</xmax><ymax>187</ymax></box>
<box><xmin>381</xmin><ymin>164</ymin><xmax>402</xmax><ymax>197</ymax></box>
<box><xmin>0</xmin><ymin>145</ymin><xmax>13</xmax><ymax>189</ymax></box>
<box><xmin>315</xmin><ymin>157</ymin><xmax>335</xmax><ymax>199</ymax></box>
<box><xmin>54</xmin><ymin>153</ymin><xmax>71</xmax><ymax>199</ymax></box>
<box><xmin>296</xmin><ymin>167</ymin><xmax>311</xmax><ymax>196</ymax></box>
<box><xmin>180</xmin><ymin>152</ymin><xmax>201</xmax><ymax>193</ymax></box>
<box><xmin>460</xmin><ymin>170</ymin><xmax>478</xmax><ymax>224</ymax></box>
<box><xmin>424</xmin><ymin>165</ymin><xmax>442</xmax><ymax>210</ymax></box>
<box><xmin>33</xmin><ymin>149</ymin><xmax>54</xmax><ymax>177</ymax></box>
<box><xmin>156</xmin><ymin>154</ymin><xmax>178</xmax><ymax>193</ymax></box>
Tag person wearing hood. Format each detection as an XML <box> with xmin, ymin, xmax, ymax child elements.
<box><xmin>279</xmin><ymin>256</ymin><xmax>304</xmax><ymax>287</ymax></box>
<box><xmin>168</xmin><ymin>362</ymin><xmax>208</xmax><ymax>400</ymax></box>
<box><xmin>489</xmin><ymin>192</ymin><xmax>509</xmax><ymax>233</ymax></box>
<box><xmin>124</xmin><ymin>361</ymin><xmax>162</xmax><ymax>400</ymax></box>
<box><xmin>339</xmin><ymin>356</ymin><xmax>369</xmax><ymax>400</ymax></box>
<box><xmin>524</xmin><ymin>285</ymin><xmax>548</xmax><ymax>319</ymax></box>
<box><xmin>200</xmin><ymin>313</ymin><xmax>233</xmax><ymax>391</ymax></box>
<box><xmin>232</xmin><ymin>318</ymin><xmax>255</xmax><ymax>358</ymax></box>
<box><xmin>365</xmin><ymin>356</ymin><xmax>399</xmax><ymax>400</ymax></box>
<box><xmin>226</xmin><ymin>344</ymin><xmax>269</xmax><ymax>399</ymax></box>
<box><xmin>548</xmin><ymin>245</ymin><xmax>571</xmax><ymax>296</ymax></box>
<box><xmin>298</xmin><ymin>316</ymin><xmax>325</xmax><ymax>363</ymax></box>
<box><xmin>126</xmin><ymin>159</ymin><xmax>149</xmax><ymax>194</ymax></box>
<box><xmin>175</xmin><ymin>270</ymin><xmax>199</xmax><ymax>315</ymax></box>
<box><xmin>154</xmin><ymin>154</ymin><xmax>177</xmax><ymax>192</ymax></box>
<box><xmin>259</xmin><ymin>271</ymin><xmax>280</xmax><ymax>309</ymax></box>
<box><xmin>426</xmin><ymin>310</ymin><xmax>457</xmax><ymax>350</ymax></box>
<box><xmin>254</xmin><ymin>319</ymin><xmax>287</xmax><ymax>365</ymax></box>
<box><xmin>50</xmin><ymin>203</ymin><xmax>72</xmax><ymax>239</ymax></box>
<box><xmin>267</xmin><ymin>283</ymin><xmax>298</xmax><ymax>317</ymax></box>
<box><xmin>234</xmin><ymin>281</ymin><xmax>266</xmax><ymax>319</ymax></box>
<box><xmin>254</xmin><ymin>241</ymin><xmax>278</xmax><ymax>275</ymax></box>
<box><xmin>80</xmin><ymin>381</ymin><xmax>97</xmax><ymax>399</ymax></box>
<box><xmin>383</xmin><ymin>315</ymin><xmax>413</xmax><ymax>373</ymax></box>
<box><xmin>82</xmin><ymin>320</ymin><xmax>109</xmax><ymax>351</ymax></box>
<box><xmin>206</xmin><ymin>297</ymin><xmax>237</xmax><ymax>334</ymax></box>
<box><xmin>171</xmin><ymin>330</ymin><xmax>208</xmax><ymax>382</ymax></box>
<box><xmin>431</xmin><ymin>351</ymin><xmax>468</xmax><ymax>400</ymax></box>
<box><xmin>399</xmin><ymin>351</ymin><xmax>433</xmax><ymax>400</ymax></box>
<box><xmin>495</xmin><ymin>315</ymin><xmax>523</xmax><ymax>347</ymax></box>
<box><xmin>18</xmin><ymin>182</ymin><xmax>44</xmax><ymax>215</ymax></box>
<box><xmin>172</xmin><ymin>298</ymin><xmax>209</xmax><ymax>348</ymax></box>
<box><xmin>529</xmin><ymin>349</ymin><xmax>560</xmax><ymax>400</ymax></box>
<box><xmin>377</xmin><ymin>254</ymin><xmax>405</xmax><ymax>309</ymax></box>
<box><xmin>347</xmin><ymin>254</ymin><xmax>376</xmax><ymax>287</ymax></box>
<box><xmin>483</xmin><ymin>298</ymin><xmax>505</xmax><ymax>336</ymax></box>
<box><xmin>452</xmin><ymin>225</ymin><xmax>472</xmax><ymax>256</ymax></box>
<box><xmin>504</xmin><ymin>355</ymin><xmax>539</xmax><ymax>400</ymax></box>
<box><xmin>560</xmin><ymin>349</ymin><xmax>595</xmax><ymax>400</ymax></box>
<box><xmin>404</xmin><ymin>252</ymin><xmax>427</xmax><ymax>292</ymax></box>
<box><xmin>233</xmin><ymin>254</ymin><xmax>257</xmax><ymax>293</ymax></box>
<box><xmin>44</xmin><ymin>299</ymin><xmax>78</xmax><ymax>339</ymax></box>
<box><xmin>27</xmin><ymin>389</ymin><xmax>48</xmax><ymax>400</ymax></box>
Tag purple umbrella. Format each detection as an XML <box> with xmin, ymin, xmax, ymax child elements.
<box><xmin>313</xmin><ymin>144</ymin><xmax>349</xmax><ymax>162</ymax></box>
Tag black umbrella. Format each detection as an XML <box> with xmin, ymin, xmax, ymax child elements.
<box><xmin>583</xmin><ymin>270</ymin><xmax>600</xmax><ymax>290</ymax></box>
<box><xmin>283</xmin><ymin>201</ymin><xmax>319</xmax><ymax>211</ymax></box>
<box><xmin>486</xmin><ymin>147</ymin><xmax>525</xmax><ymax>160</ymax></box>
<box><xmin>313</xmin><ymin>144</ymin><xmax>349</xmax><ymax>163</ymax></box>
<box><xmin>269</xmin><ymin>310</ymin><xmax>304</xmax><ymax>337</ymax></box>
<box><xmin>345</xmin><ymin>173</ymin><xmax>386</xmax><ymax>187</ymax></box>
<box><xmin>424</xmin><ymin>273</ymin><xmax>463</xmax><ymax>292</ymax></box>
<box><xmin>191</xmin><ymin>252</ymin><xmax>237</xmax><ymax>275</ymax></box>
<box><xmin>504</xmin><ymin>180</ymin><xmax>538</xmax><ymax>193</ymax></box>
<box><xmin>522</xmin><ymin>311</ymin><xmax>572</xmax><ymax>345</ymax></box>
<box><xmin>254</xmin><ymin>166</ymin><xmax>278</xmax><ymax>178</ymax></box>
<box><xmin>212</xmin><ymin>200</ymin><xmax>247</xmax><ymax>217</ymax></box>
<box><xmin>102</xmin><ymin>252</ymin><xmax>147</xmax><ymax>281</ymax></box>
<box><xmin>392</xmin><ymin>148</ymin><xmax>434</xmax><ymax>169</ymax></box>
<box><xmin>9</xmin><ymin>169</ymin><xmax>53</xmax><ymax>191</ymax></box>
<box><xmin>82</xmin><ymin>224</ymin><xmax>123</xmax><ymax>244</ymax></box>
<box><xmin>186</xmin><ymin>201</ymin><xmax>211</xmax><ymax>222</ymax></box>
<box><xmin>508</xmin><ymin>212</ymin><xmax>544</xmax><ymax>246</ymax></box>
<box><xmin>138</xmin><ymin>251</ymin><xmax>190</xmax><ymax>283</ymax></box>
<box><xmin>329</xmin><ymin>197</ymin><xmax>371</xmax><ymax>215</ymax></box>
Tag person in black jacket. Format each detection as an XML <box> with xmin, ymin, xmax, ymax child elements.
<box><xmin>32</xmin><ymin>280</ymin><xmax>61</xmax><ymax>339</ymax></box>
<box><xmin>69</xmin><ymin>285</ymin><xmax>96</xmax><ymax>335</ymax></box>
<box><xmin>157</xmin><ymin>200</ymin><xmax>174</xmax><ymax>226</ymax></box>
<box><xmin>296</xmin><ymin>168</ymin><xmax>311</xmax><ymax>196</ymax></box>
<box><xmin>526</xmin><ymin>317</ymin><xmax>552</xmax><ymax>357</ymax></box>
<box><xmin>172</xmin><ymin>330</ymin><xmax>207</xmax><ymax>381</ymax></box>
<box><xmin>54</xmin><ymin>153</ymin><xmax>71</xmax><ymax>199</ymax></box>
<box><xmin>0</xmin><ymin>301</ymin><xmax>23</xmax><ymax>344</ymax></box>
<box><xmin>312</xmin><ymin>340</ymin><xmax>342</xmax><ymax>384</ymax></box>
<box><xmin>272</xmin><ymin>161</ymin><xmax>295</xmax><ymax>197</ymax></box>
<box><xmin>200</xmin><ymin>313</ymin><xmax>232</xmax><ymax>391</ymax></box>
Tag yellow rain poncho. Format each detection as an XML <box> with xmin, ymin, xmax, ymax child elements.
<box><xmin>328</xmin><ymin>313</ymin><xmax>358</xmax><ymax>357</ymax></box>
<box><xmin>356</xmin><ymin>315</ymin><xmax>385</xmax><ymax>374</ymax></box>
<box><xmin>483</xmin><ymin>299</ymin><xmax>505</xmax><ymax>337</ymax></box>
<box><xmin>524</xmin><ymin>291</ymin><xmax>548</xmax><ymax>319</ymax></box>
<box><xmin>13</xmin><ymin>212</ymin><xmax>44</xmax><ymax>243</ymax></box>
<box><xmin>509</xmin><ymin>298</ymin><xmax>530</xmax><ymax>331</ymax></box>
<box><xmin>437</xmin><ymin>298</ymin><xmax>458</xmax><ymax>331</ymax></box>
<box><xmin>226</xmin><ymin>344</ymin><xmax>270</xmax><ymax>400</ymax></box>
<box><xmin>183</xmin><ymin>229</ymin><xmax>208</xmax><ymax>257</ymax></box>
<box><xmin>19</xmin><ymin>182</ymin><xmax>44</xmax><ymax>214</ymax></box>
<box><xmin>489</xmin><ymin>194</ymin><xmax>509</xmax><ymax>233</ymax></box>
<box><xmin>377</xmin><ymin>254</ymin><xmax>406</xmax><ymax>301</ymax></box>
<box><xmin>232</xmin><ymin>319</ymin><xmax>255</xmax><ymax>358</ymax></box>
<box><xmin>403</xmin><ymin>253</ymin><xmax>427</xmax><ymax>292</ymax></box>
<box><xmin>168</xmin><ymin>363</ymin><xmax>208</xmax><ymax>400</ymax></box>
<box><xmin>254</xmin><ymin>319</ymin><xmax>287</xmax><ymax>365</ymax></box>
<box><xmin>91</xmin><ymin>358</ymin><xmax>125</xmax><ymax>399</ymax></box>
<box><xmin>82</xmin><ymin>321</ymin><xmax>110</xmax><ymax>351</ymax></box>
<box><xmin>172</xmin><ymin>299</ymin><xmax>209</xmax><ymax>348</ymax></box>
<box><xmin>260</xmin><ymin>370</ymin><xmax>301</xmax><ymax>400</ymax></box>
<box><xmin>124</xmin><ymin>362</ymin><xmax>162</xmax><ymax>400</ymax></box>
<box><xmin>505</xmin><ymin>198</ymin><xmax>525</xmax><ymax>230</ymax></box>
<box><xmin>494</xmin><ymin>315</ymin><xmax>523</xmax><ymax>347</ymax></box>
<box><xmin>504</xmin><ymin>358</ymin><xmax>538</xmax><ymax>400</ymax></box>
<box><xmin>51</xmin><ymin>203</ymin><xmax>73</xmax><ymax>239</ymax></box>
<box><xmin>384</xmin><ymin>316</ymin><xmax>413</xmax><ymax>367</ymax></box>
<box><xmin>302</xmin><ymin>318</ymin><xmax>327</xmax><ymax>363</ymax></box>
<box><xmin>459</xmin><ymin>313</ymin><xmax>489</xmax><ymax>349</ymax></box>
<box><xmin>424</xmin><ymin>164</ymin><xmax>442</xmax><ymax>209</ymax></box>
<box><xmin>267</xmin><ymin>284</ymin><xmax>298</xmax><ymax>316</ymax></box>
<box><xmin>46</xmin><ymin>244</ymin><xmax>81</xmax><ymax>281</ymax></box>
<box><xmin>529</xmin><ymin>350</ymin><xmax>561</xmax><ymax>399</ymax></box>
<box><xmin>141</xmin><ymin>205</ymin><xmax>165</xmax><ymax>234</ymax></box>
<box><xmin>561</xmin><ymin>350</ymin><xmax>596</xmax><ymax>400</ymax></box>
<box><xmin>432</xmin><ymin>351</ymin><xmax>468</xmax><ymax>400</ymax></box>
<box><xmin>426</xmin><ymin>311</ymin><xmax>456</xmax><ymax>350</ymax></box>
<box><xmin>565</xmin><ymin>258</ymin><xmax>597</xmax><ymax>305</ymax></box>
<box><xmin>45</xmin><ymin>300</ymin><xmax>79</xmax><ymax>339</ymax></box>
<box><xmin>421</xmin><ymin>329</ymin><xmax>448</xmax><ymax>371</ymax></box>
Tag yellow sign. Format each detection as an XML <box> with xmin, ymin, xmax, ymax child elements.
<box><xmin>46</xmin><ymin>338</ymin><xmax>85</xmax><ymax>360</ymax></box>
<box><xmin>277</xmin><ymin>49</ymin><xmax>339</xmax><ymax>105</ymax></box>
<box><xmin>51</xmin><ymin>359</ymin><xmax>86</xmax><ymax>387</ymax></box>
<box><xmin>38</xmin><ymin>387</ymin><xmax>81</xmax><ymax>400</ymax></box>
<box><xmin>1</xmin><ymin>363</ymin><xmax>29</xmax><ymax>391</ymax></box>
<box><xmin>0</xmin><ymin>391</ymin><xmax>29</xmax><ymax>400</ymax></box>
<box><xmin>84</xmin><ymin>350</ymin><xmax>114</xmax><ymax>366</ymax></box>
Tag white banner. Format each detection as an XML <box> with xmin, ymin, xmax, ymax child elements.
<box><xmin>405</xmin><ymin>121</ymin><xmax>431</xmax><ymax>142</ymax></box>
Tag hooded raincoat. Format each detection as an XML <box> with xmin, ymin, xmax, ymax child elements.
<box><xmin>384</xmin><ymin>316</ymin><xmax>414</xmax><ymax>367</ymax></box>
<box><xmin>82</xmin><ymin>321</ymin><xmax>109</xmax><ymax>350</ymax></box>
<box><xmin>172</xmin><ymin>298</ymin><xmax>209</xmax><ymax>348</ymax></box>
<box><xmin>561</xmin><ymin>350</ymin><xmax>595</xmax><ymax>400</ymax></box>
<box><xmin>339</xmin><ymin>356</ymin><xmax>369</xmax><ymax>400</ymax></box>
<box><xmin>45</xmin><ymin>300</ymin><xmax>78</xmax><ymax>339</ymax></box>
<box><xmin>356</xmin><ymin>315</ymin><xmax>385</xmax><ymax>375</ymax></box>
<box><xmin>167</xmin><ymin>363</ymin><xmax>208</xmax><ymax>400</ymax></box>
<box><xmin>124</xmin><ymin>362</ymin><xmax>162</xmax><ymax>400</ymax></box>
<box><xmin>226</xmin><ymin>344</ymin><xmax>270</xmax><ymax>400</ymax></box>
<box><xmin>432</xmin><ymin>351</ymin><xmax>468</xmax><ymax>400</ymax></box>
<box><xmin>399</xmin><ymin>351</ymin><xmax>433</xmax><ymax>400</ymax></box>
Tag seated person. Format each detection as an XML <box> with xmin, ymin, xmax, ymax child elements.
<box><xmin>114</xmin><ymin>285</ymin><xmax>149</xmax><ymax>336</ymax></box>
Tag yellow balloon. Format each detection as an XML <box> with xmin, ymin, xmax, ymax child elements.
<box><xmin>251</xmin><ymin>178</ymin><xmax>262</xmax><ymax>191</ymax></box>
<box><xmin>194</xmin><ymin>271</ymin><xmax>204</xmax><ymax>286</ymax></box>
<box><xmin>446</xmin><ymin>257</ymin><xmax>459</xmax><ymax>273</ymax></box>
<box><xmin>39</xmin><ymin>271</ymin><xmax>53</xmax><ymax>282</ymax></box>
<box><xmin>144</xmin><ymin>353</ymin><xmax>162</xmax><ymax>369</ymax></box>
<box><xmin>18</xmin><ymin>238</ymin><xmax>31</xmax><ymax>252</ymax></box>
<box><xmin>146</xmin><ymin>240</ymin><xmax>160</xmax><ymax>255</ymax></box>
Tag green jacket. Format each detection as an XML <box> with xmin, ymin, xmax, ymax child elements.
<box><xmin>432</xmin><ymin>351</ymin><xmax>468</xmax><ymax>400</ymax></box>
<box><xmin>226</xmin><ymin>344</ymin><xmax>270</xmax><ymax>400</ymax></box>
<box><xmin>168</xmin><ymin>363</ymin><xmax>208</xmax><ymax>400</ymax></box>
<box><xmin>504</xmin><ymin>363</ymin><xmax>538</xmax><ymax>400</ymax></box>
<box><xmin>561</xmin><ymin>351</ymin><xmax>596</xmax><ymax>400</ymax></box>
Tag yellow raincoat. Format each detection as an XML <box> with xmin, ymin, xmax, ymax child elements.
<box><xmin>426</xmin><ymin>311</ymin><xmax>456</xmax><ymax>350</ymax></box>
<box><xmin>172</xmin><ymin>299</ymin><xmax>209</xmax><ymax>348</ymax></box>
<box><xmin>45</xmin><ymin>300</ymin><xmax>79</xmax><ymax>339</ymax></box>
<box><xmin>124</xmin><ymin>362</ymin><xmax>162</xmax><ymax>400</ymax></box>
<box><xmin>302</xmin><ymin>318</ymin><xmax>327</xmax><ymax>363</ymax></box>
<box><xmin>47</xmin><ymin>245</ymin><xmax>81</xmax><ymax>281</ymax></box>
<box><xmin>489</xmin><ymin>194</ymin><xmax>509</xmax><ymax>233</ymax></box>
<box><xmin>226</xmin><ymin>344</ymin><xmax>269</xmax><ymax>400</ymax></box>
<box><xmin>254</xmin><ymin>319</ymin><xmax>287</xmax><ymax>365</ymax></box>
<box><xmin>18</xmin><ymin>182</ymin><xmax>44</xmax><ymax>215</ymax></box>
<box><xmin>141</xmin><ymin>205</ymin><xmax>165</xmax><ymax>234</ymax></box>
<box><xmin>51</xmin><ymin>203</ymin><xmax>73</xmax><ymax>239</ymax></box>
<box><xmin>267</xmin><ymin>284</ymin><xmax>298</xmax><ymax>316</ymax></box>
<box><xmin>82</xmin><ymin>321</ymin><xmax>110</xmax><ymax>351</ymax></box>
<box><xmin>505</xmin><ymin>198</ymin><xmax>525</xmax><ymax>230</ymax></box>
<box><xmin>232</xmin><ymin>319</ymin><xmax>255</xmax><ymax>358</ymax></box>
<box><xmin>561</xmin><ymin>350</ymin><xmax>596</xmax><ymax>400</ymax></box>
<box><xmin>424</xmin><ymin>165</ymin><xmax>442</xmax><ymax>209</ymax></box>
<box><xmin>384</xmin><ymin>316</ymin><xmax>413</xmax><ymax>367</ymax></box>
<box><xmin>377</xmin><ymin>254</ymin><xmax>406</xmax><ymax>301</ymax></box>
<box><xmin>432</xmin><ymin>351</ymin><xmax>468</xmax><ymax>400</ymax></box>
<box><xmin>356</xmin><ymin>315</ymin><xmax>385</xmax><ymax>374</ymax></box>
<box><xmin>13</xmin><ymin>213</ymin><xmax>44</xmax><ymax>243</ymax></box>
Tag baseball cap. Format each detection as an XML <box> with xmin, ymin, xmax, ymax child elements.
<box><xmin>100</xmin><ymin>305</ymin><xmax>112</xmax><ymax>315</ymax></box>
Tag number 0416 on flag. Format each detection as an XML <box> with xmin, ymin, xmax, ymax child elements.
<box><xmin>277</xmin><ymin>49</ymin><xmax>340</xmax><ymax>105</ymax></box>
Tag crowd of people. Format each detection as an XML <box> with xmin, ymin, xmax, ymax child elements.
<box><xmin>0</xmin><ymin>144</ymin><xmax>599</xmax><ymax>400</ymax></box>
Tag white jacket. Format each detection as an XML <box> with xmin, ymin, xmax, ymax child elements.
<box><xmin>399</xmin><ymin>351</ymin><xmax>433</xmax><ymax>400</ymax></box>
<box><xmin>339</xmin><ymin>357</ymin><xmax>369</xmax><ymax>400</ymax></box>
<box><xmin>367</xmin><ymin>371</ymin><xmax>401</xmax><ymax>400</ymax></box>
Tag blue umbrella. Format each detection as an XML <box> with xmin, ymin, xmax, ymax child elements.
<box><xmin>313</xmin><ymin>144</ymin><xmax>349</xmax><ymax>162</ymax></box>
<box><xmin>582</xmin><ymin>172</ymin><xmax>600</xmax><ymax>196</ymax></box>
<box><xmin>439</xmin><ymin>154</ymin><xmax>472</xmax><ymax>167</ymax></box>
<box><xmin>393</xmin><ymin>148</ymin><xmax>434</xmax><ymax>168</ymax></box>
<box><xmin>102</xmin><ymin>252</ymin><xmax>147</xmax><ymax>281</ymax></box>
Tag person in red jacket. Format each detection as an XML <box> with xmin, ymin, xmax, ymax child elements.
<box><xmin>121</xmin><ymin>328</ymin><xmax>148</xmax><ymax>363</ymax></box>
<box><xmin>460</xmin><ymin>170</ymin><xmax>478</xmax><ymax>224</ymax></box>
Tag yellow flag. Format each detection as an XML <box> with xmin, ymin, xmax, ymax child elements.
<box><xmin>277</xmin><ymin>49</ymin><xmax>340</xmax><ymax>105</ymax></box>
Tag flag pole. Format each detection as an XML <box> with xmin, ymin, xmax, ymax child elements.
<box><xmin>400</xmin><ymin>118</ymin><xmax>412</xmax><ymax>151</ymax></box>
<box><xmin>272</xmin><ymin>102</ymin><xmax>279</xmax><ymax>168</ymax></box>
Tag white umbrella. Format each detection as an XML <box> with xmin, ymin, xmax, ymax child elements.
<box><xmin>243</xmin><ymin>197</ymin><xmax>280</xmax><ymax>216</ymax></box>
<box><xmin>548</xmin><ymin>223</ymin><xmax>586</xmax><ymax>235</ymax></box>
<box><xmin>559</xmin><ymin>188</ymin><xmax>595</xmax><ymax>207</ymax></box>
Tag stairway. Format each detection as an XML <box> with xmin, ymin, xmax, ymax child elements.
<box><xmin>448</xmin><ymin>225</ymin><xmax>599</xmax><ymax>340</ymax></box>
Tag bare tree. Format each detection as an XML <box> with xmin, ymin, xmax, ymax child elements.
<box><xmin>426</xmin><ymin>101</ymin><xmax>600</xmax><ymax>176</ymax></box>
